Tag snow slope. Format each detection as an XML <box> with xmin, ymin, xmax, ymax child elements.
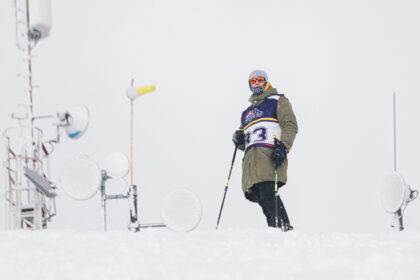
<box><xmin>1</xmin><ymin>229</ymin><xmax>419</xmax><ymax>280</ymax></box>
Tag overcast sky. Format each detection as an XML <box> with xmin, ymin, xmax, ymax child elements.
<box><xmin>1</xmin><ymin>0</ymin><xmax>420</xmax><ymax>232</ymax></box>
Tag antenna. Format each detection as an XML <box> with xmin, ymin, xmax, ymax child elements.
<box><xmin>5</xmin><ymin>0</ymin><xmax>89</xmax><ymax>230</ymax></box>
<box><xmin>60</xmin><ymin>155</ymin><xmax>102</xmax><ymax>201</ymax></box>
<box><xmin>393</xmin><ymin>92</ymin><xmax>397</xmax><ymax>172</ymax></box>
<box><xmin>2</xmin><ymin>0</ymin><xmax>54</xmax><ymax>230</ymax></box>
<box><xmin>381</xmin><ymin>93</ymin><xmax>418</xmax><ymax>231</ymax></box>
<box><xmin>393</xmin><ymin>93</ymin><xmax>403</xmax><ymax>230</ymax></box>
<box><xmin>392</xmin><ymin>92</ymin><xmax>403</xmax><ymax>230</ymax></box>
<box><xmin>161</xmin><ymin>189</ymin><xmax>202</xmax><ymax>232</ymax></box>
<box><xmin>56</xmin><ymin>82</ymin><xmax>202</xmax><ymax>232</ymax></box>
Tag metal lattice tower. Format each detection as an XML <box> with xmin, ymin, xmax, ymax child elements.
<box><xmin>3</xmin><ymin>0</ymin><xmax>55</xmax><ymax>230</ymax></box>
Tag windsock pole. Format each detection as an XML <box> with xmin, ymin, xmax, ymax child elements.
<box><xmin>126</xmin><ymin>80</ymin><xmax>157</xmax><ymax>232</ymax></box>
<box><xmin>128</xmin><ymin>79</ymin><xmax>140</xmax><ymax>232</ymax></box>
<box><xmin>126</xmin><ymin>82</ymin><xmax>157</xmax><ymax>185</ymax></box>
<box><xmin>130</xmin><ymin>79</ymin><xmax>134</xmax><ymax>186</ymax></box>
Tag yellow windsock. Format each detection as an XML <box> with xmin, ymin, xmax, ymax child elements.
<box><xmin>137</xmin><ymin>85</ymin><xmax>156</xmax><ymax>96</ymax></box>
<box><xmin>127</xmin><ymin>85</ymin><xmax>156</xmax><ymax>100</ymax></box>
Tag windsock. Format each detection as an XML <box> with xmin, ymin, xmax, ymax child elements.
<box><xmin>126</xmin><ymin>85</ymin><xmax>156</xmax><ymax>100</ymax></box>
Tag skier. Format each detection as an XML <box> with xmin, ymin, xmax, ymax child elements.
<box><xmin>232</xmin><ymin>70</ymin><xmax>298</xmax><ymax>230</ymax></box>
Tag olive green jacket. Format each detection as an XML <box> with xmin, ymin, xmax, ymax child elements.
<box><xmin>238</xmin><ymin>86</ymin><xmax>298</xmax><ymax>195</ymax></box>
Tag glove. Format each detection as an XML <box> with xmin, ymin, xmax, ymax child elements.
<box><xmin>271</xmin><ymin>138</ymin><xmax>288</xmax><ymax>168</ymax></box>
<box><xmin>232</xmin><ymin>130</ymin><xmax>245</xmax><ymax>146</ymax></box>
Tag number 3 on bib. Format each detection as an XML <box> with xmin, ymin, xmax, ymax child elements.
<box><xmin>245</xmin><ymin>127</ymin><xmax>267</xmax><ymax>144</ymax></box>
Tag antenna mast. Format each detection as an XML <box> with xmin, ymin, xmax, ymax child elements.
<box><xmin>392</xmin><ymin>92</ymin><xmax>404</xmax><ymax>231</ymax></box>
<box><xmin>393</xmin><ymin>92</ymin><xmax>397</xmax><ymax>172</ymax></box>
<box><xmin>3</xmin><ymin>0</ymin><xmax>55</xmax><ymax>230</ymax></box>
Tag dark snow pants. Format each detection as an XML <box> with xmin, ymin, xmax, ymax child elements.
<box><xmin>245</xmin><ymin>181</ymin><xmax>290</xmax><ymax>227</ymax></box>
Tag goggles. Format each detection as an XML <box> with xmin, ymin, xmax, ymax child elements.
<box><xmin>249</xmin><ymin>77</ymin><xmax>265</xmax><ymax>85</ymax></box>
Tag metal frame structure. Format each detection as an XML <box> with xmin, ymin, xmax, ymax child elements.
<box><xmin>3</xmin><ymin>126</ymin><xmax>56</xmax><ymax>230</ymax></box>
<box><xmin>100</xmin><ymin>171</ymin><xmax>165</xmax><ymax>232</ymax></box>
<box><xmin>2</xmin><ymin>0</ymin><xmax>56</xmax><ymax>230</ymax></box>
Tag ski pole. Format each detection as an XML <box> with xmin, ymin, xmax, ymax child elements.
<box><xmin>274</xmin><ymin>167</ymin><xmax>280</xmax><ymax>228</ymax></box>
<box><xmin>273</xmin><ymin>136</ymin><xmax>280</xmax><ymax>228</ymax></box>
<box><xmin>216</xmin><ymin>145</ymin><xmax>239</xmax><ymax>230</ymax></box>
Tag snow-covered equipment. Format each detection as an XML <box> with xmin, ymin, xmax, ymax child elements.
<box><xmin>162</xmin><ymin>189</ymin><xmax>202</xmax><ymax>232</ymax></box>
<box><xmin>23</xmin><ymin>167</ymin><xmax>57</xmax><ymax>224</ymax></box>
<box><xmin>57</xmin><ymin>80</ymin><xmax>201</xmax><ymax>232</ymax></box>
<box><xmin>62</xmin><ymin>106</ymin><xmax>90</xmax><ymax>139</ymax></box>
<box><xmin>60</xmin><ymin>153</ymin><xmax>202</xmax><ymax>232</ymax></box>
<box><xmin>29</xmin><ymin>105</ymin><xmax>90</xmax><ymax>144</ymax></box>
<box><xmin>105</xmin><ymin>152</ymin><xmax>130</xmax><ymax>179</ymax></box>
<box><xmin>216</xmin><ymin>144</ymin><xmax>239</xmax><ymax>230</ymax></box>
<box><xmin>125</xmin><ymin>79</ymin><xmax>201</xmax><ymax>232</ymax></box>
<box><xmin>381</xmin><ymin>93</ymin><xmax>418</xmax><ymax>231</ymax></box>
<box><xmin>59</xmin><ymin>154</ymin><xmax>136</xmax><ymax>230</ymax></box>
<box><xmin>3</xmin><ymin>0</ymin><xmax>87</xmax><ymax>230</ymax></box>
<box><xmin>382</xmin><ymin>172</ymin><xmax>414</xmax><ymax>213</ymax></box>
<box><xmin>28</xmin><ymin>0</ymin><xmax>52</xmax><ymax>40</ymax></box>
<box><xmin>382</xmin><ymin>172</ymin><xmax>418</xmax><ymax>230</ymax></box>
<box><xmin>60</xmin><ymin>155</ymin><xmax>102</xmax><ymax>201</ymax></box>
<box><xmin>24</xmin><ymin>167</ymin><xmax>57</xmax><ymax>199</ymax></box>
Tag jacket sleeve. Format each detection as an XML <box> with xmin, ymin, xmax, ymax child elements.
<box><xmin>277</xmin><ymin>96</ymin><xmax>298</xmax><ymax>152</ymax></box>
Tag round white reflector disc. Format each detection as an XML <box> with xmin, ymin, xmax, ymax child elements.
<box><xmin>105</xmin><ymin>152</ymin><xmax>130</xmax><ymax>179</ymax></box>
<box><xmin>60</xmin><ymin>155</ymin><xmax>102</xmax><ymax>200</ymax></box>
<box><xmin>161</xmin><ymin>189</ymin><xmax>202</xmax><ymax>232</ymax></box>
<box><xmin>382</xmin><ymin>172</ymin><xmax>407</xmax><ymax>213</ymax></box>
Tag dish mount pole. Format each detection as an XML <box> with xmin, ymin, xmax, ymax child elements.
<box><xmin>393</xmin><ymin>92</ymin><xmax>404</xmax><ymax>231</ymax></box>
<box><xmin>393</xmin><ymin>92</ymin><xmax>397</xmax><ymax>173</ymax></box>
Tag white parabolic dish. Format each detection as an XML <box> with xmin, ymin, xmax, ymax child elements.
<box><xmin>161</xmin><ymin>189</ymin><xmax>202</xmax><ymax>232</ymax></box>
<box><xmin>60</xmin><ymin>155</ymin><xmax>102</xmax><ymax>201</ymax></box>
<box><xmin>105</xmin><ymin>152</ymin><xmax>130</xmax><ymax>179</ymax></box>
<box><xmin>65</xmin><ymin>106</ymin><xmax>90</xmax><ymax>139</ymax></box>
<box><xmin>381</xmin><ymin>172</ymin><xmax>408</xmax><ymax>213</ymax></box>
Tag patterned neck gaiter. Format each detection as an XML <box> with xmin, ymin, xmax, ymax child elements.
<box><xmin>251</xmin><ymin>85</ymin><xmax>265</xmax><ymax>96</ymax></box>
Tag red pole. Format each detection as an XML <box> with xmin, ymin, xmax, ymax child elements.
<box><xmin>130</xmin><ymin>79</ymin><xmax>134</xmax><ymax>186</ymax></box>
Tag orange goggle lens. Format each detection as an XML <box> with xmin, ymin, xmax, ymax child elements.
<box><xmin>249</xmin><ymin>77</ymin><xmax>265</xmax><ymax>84</ymax></box>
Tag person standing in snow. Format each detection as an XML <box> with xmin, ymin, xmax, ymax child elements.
<box><xmin>232</xmin><ymin>70</ymin><xmax>298</xmax><ymax>231</ymax></box>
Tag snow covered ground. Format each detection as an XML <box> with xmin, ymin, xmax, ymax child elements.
<box><xmin>1</xmin><ymin>229</ymin><xmax>419</xmax><ymax>280</ymax></box>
